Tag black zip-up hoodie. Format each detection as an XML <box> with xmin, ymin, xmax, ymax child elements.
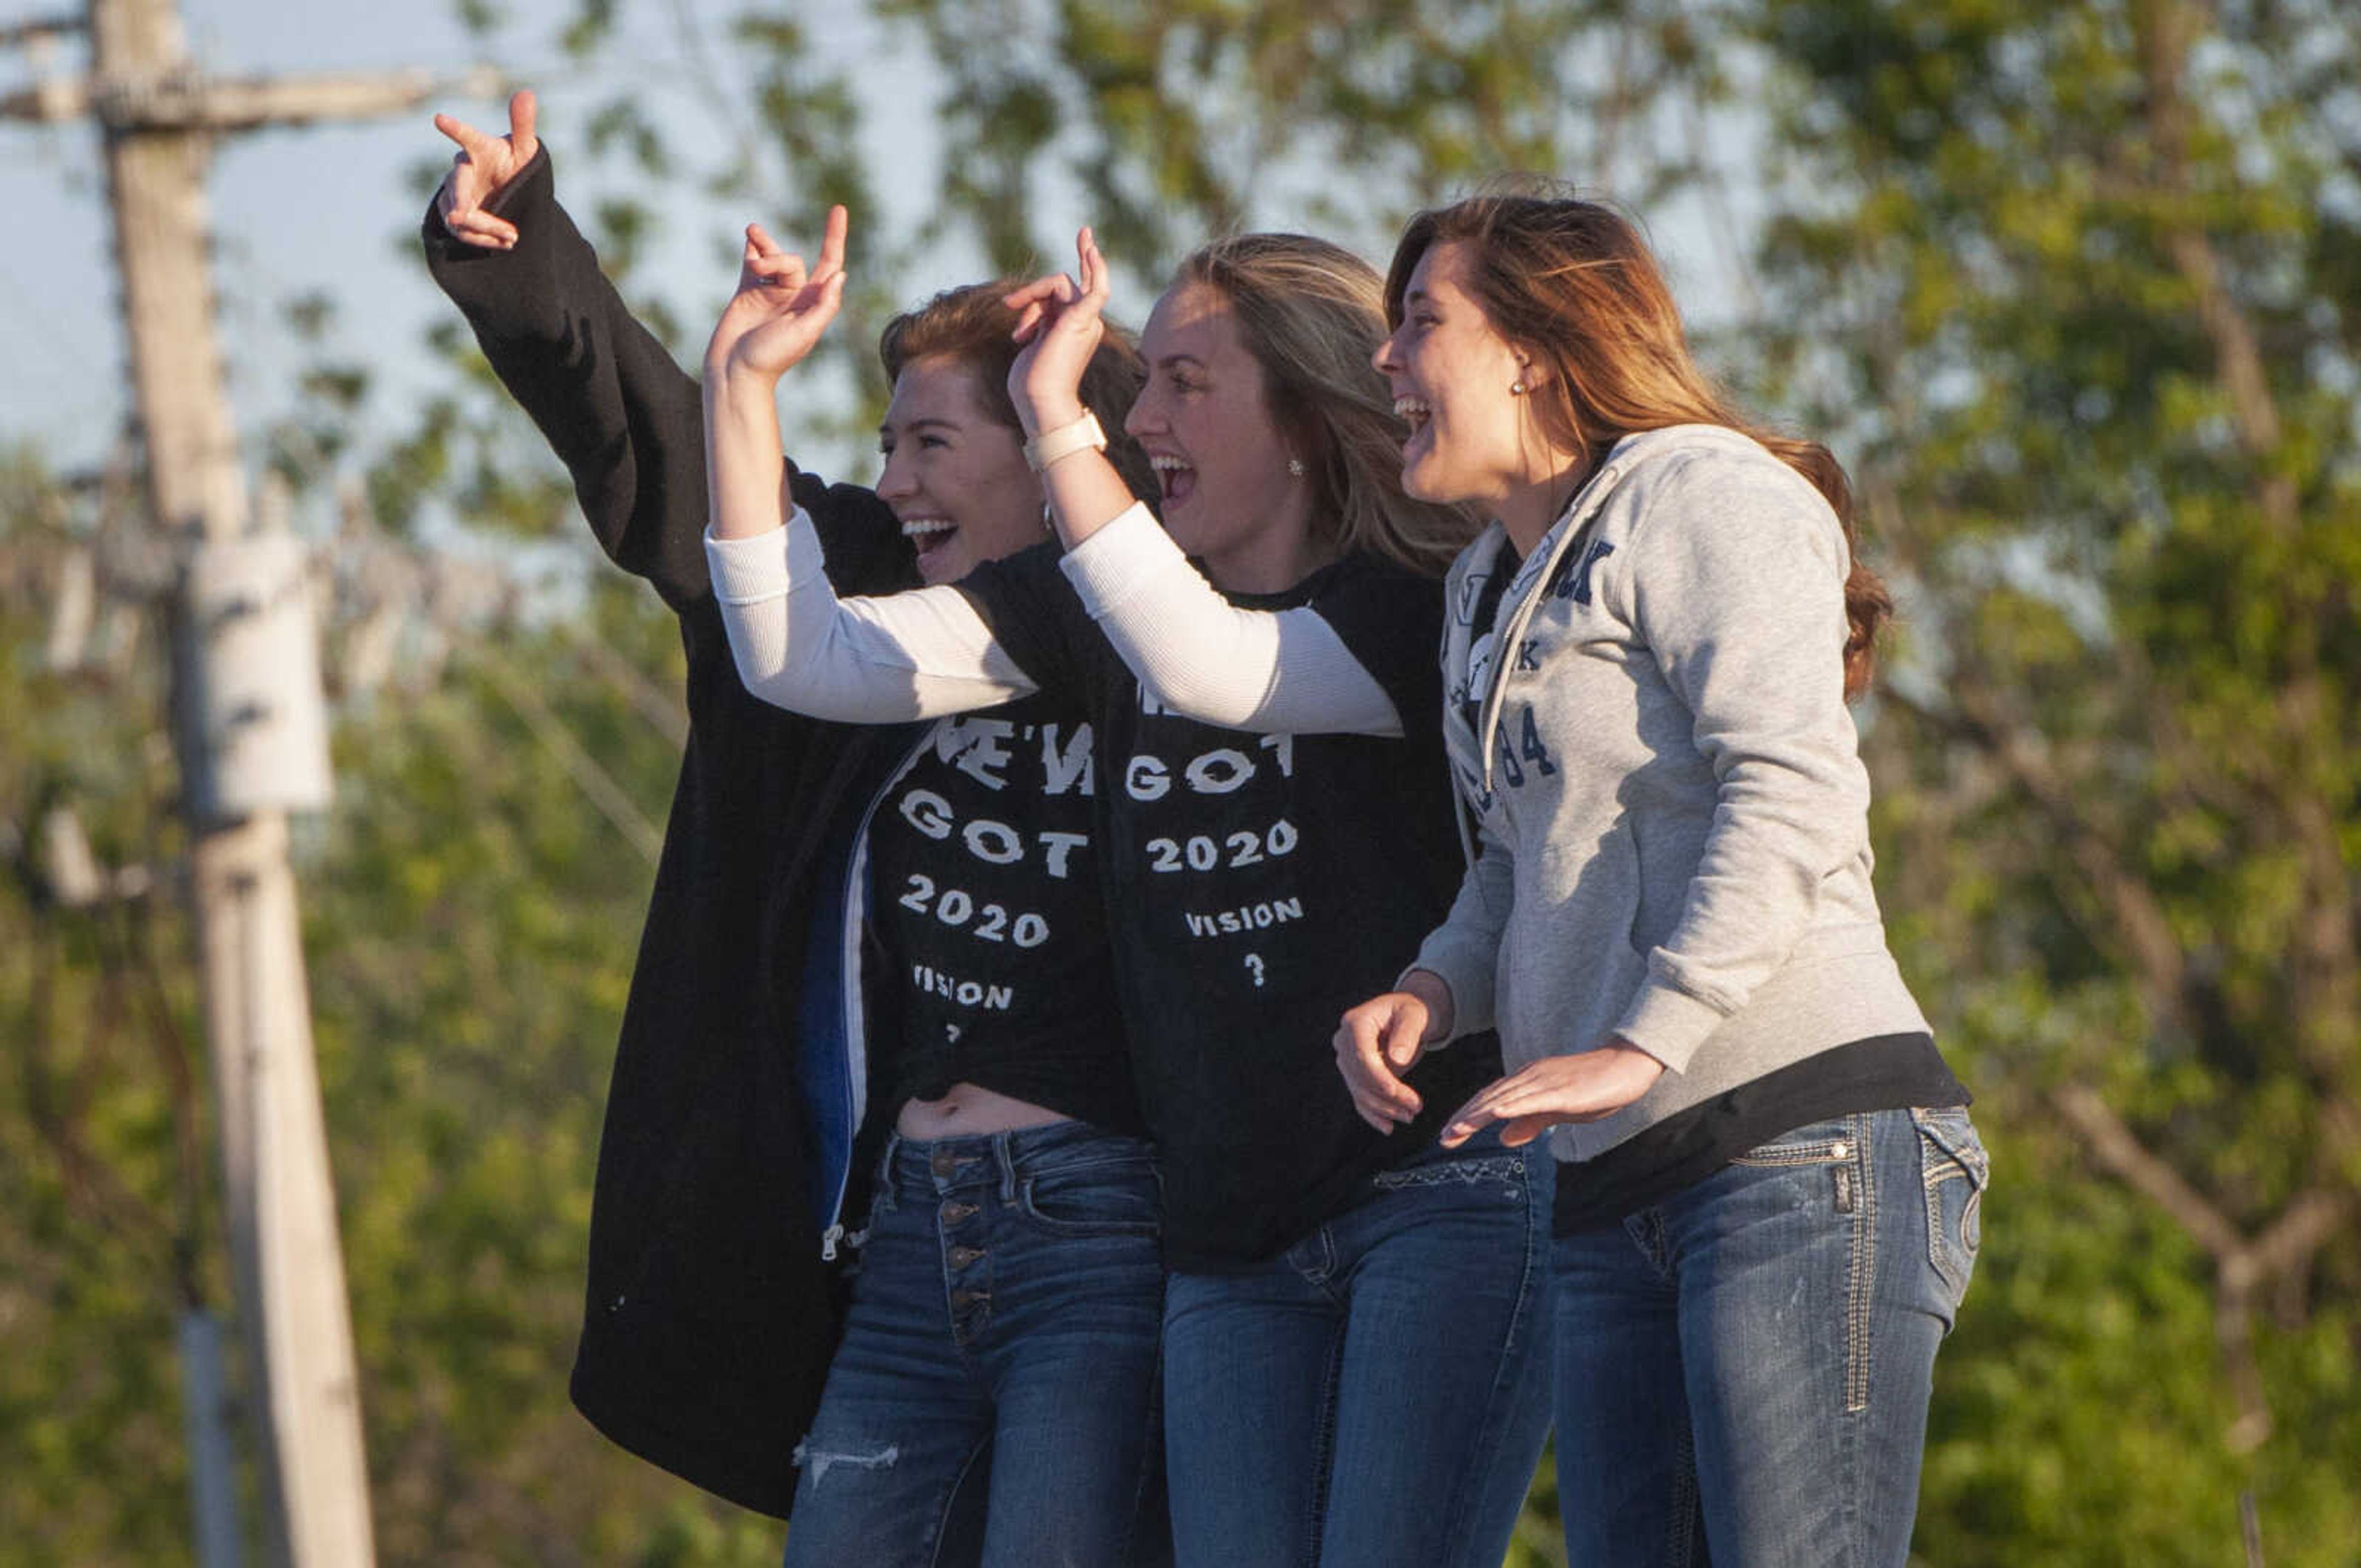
<box><xmin>423</xmin><ymin>147</ymin><xmax>917</xmax><ymax>1518</ymax></box>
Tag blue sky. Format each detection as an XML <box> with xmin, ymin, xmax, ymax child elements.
<box><xmin>0</xmin><ymin>0</ymin><xmax>931</xmax><ymax>484</ymax></box>
<box><xmin>1</xmin><ymin>1</ymin><xmax>1750</xmax><ymax>500</ymax></box>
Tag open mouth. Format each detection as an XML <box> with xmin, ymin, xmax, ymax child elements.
<box><xmin>1149</xmin><ymin>454</ymin><xmax>1196</xmax><ymax>505</ymax></box>
<box><xmin>1391</xmin><ymin>395</ymin><xmax>1433</xmax><ymax>462</ymax></box>
<box><xmin>900</xmin><ymin>516</ymin><xmax>959</xmax><ymax>569</ymax></box>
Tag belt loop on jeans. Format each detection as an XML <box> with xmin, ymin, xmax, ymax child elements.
<box><xmin>994</xmin><ymin>1132</ymin><xmax>1020</xmax><ymax>1203</ymax></box>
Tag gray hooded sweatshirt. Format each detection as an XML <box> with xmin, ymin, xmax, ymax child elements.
<box><xmin>1410</xmin><ymin>424</ymin><xmax>1929</xmax><ymax>1165</ymax></box>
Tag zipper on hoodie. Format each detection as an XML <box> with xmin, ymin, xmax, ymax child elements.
<box><xmin>1476</xmin><ymin>461</ymin><xmax>1624</xmax><ymax>798</ymax></box>
<box><xmin>817</xmin><ymin>725</ymin><xmax>935</xmax><ymax>1261</ymax></box>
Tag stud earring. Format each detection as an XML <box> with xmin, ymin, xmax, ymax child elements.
<box><xmin>1510</xmin><ymin>379</ymin><xmax>1527</xmax><ymax>396</ymax></box>
<box><xmin>1287</xmin><ymin>457</ymin><xmax>1306</xmax><ymax>478</ymax></box>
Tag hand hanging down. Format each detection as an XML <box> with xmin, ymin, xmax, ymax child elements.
<box><xmin>432</xmin><ymin>89</ymin><xmax>542</xmax><ymax>250</ymax></box>
<box><xmin>1332</xmin><ymin>971</ymin><xmax>1454</xmax><ymax>1133</ymax></box>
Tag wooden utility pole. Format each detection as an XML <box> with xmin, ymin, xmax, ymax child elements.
<box><xmin>4</xmin><ymin>7</ymin><xmax>494</xmax><ymax>1564</ymax></box>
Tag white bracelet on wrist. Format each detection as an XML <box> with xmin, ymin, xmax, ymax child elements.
<box><xmin>1023</xmin><ymin>411</ymin><xmax>1106</xmax><ymax>472</ymax></box>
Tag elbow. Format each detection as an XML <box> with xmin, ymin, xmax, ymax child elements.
<box><xmin>1142</xmin><ymin>673</ymin><xmax>1264</xmax><ymax>730</ymax></box>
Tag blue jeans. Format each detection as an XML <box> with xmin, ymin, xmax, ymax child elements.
<box><xmin>782</xmin><ymin>1121</ymin><xmax>1170</xmax><ymax>1568</ymax></box>
<box><xmin>1551</xmin><ymin>1106</ymin><xmax>1988</xmax><ymax>1568</ymax></box>
<box><xmin>1161</xmin><ymin>1141</ymin><xmax>1555</xmax><ymax>1568</ymax></box>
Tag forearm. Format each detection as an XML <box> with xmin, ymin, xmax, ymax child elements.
<box><xmin>703</xmin><ymin>368</ymin><xmax>788</xmax><ymax>543</ymax></box>
<box><xmin>1615</xmin><ymin>462</ymin><xmax>1871</xmax><ymax>1068</ymax></box>
<box><xmin>1407</xmin><ymin>821</ymin><xmax>1514</xmax><ymax>1040</ymax></box>
<box><xmin>1040</xmin><ymin>447</ymin><xmax>1143</xmax><ymax>554</ymax></box>
<box><xmin>707</xmin><ymin>513</ymin><xmax>1038</xmax><ymax>722</ymax></box>
<box><xmin>1058</xmin><ymin>505</ymin><xmax>1402</xmax><ymax>735</ymax></box>
<box><xmin>424</xmin><ymin>146</ymin><xmax>711</xmax><ymax>602</ymax></box>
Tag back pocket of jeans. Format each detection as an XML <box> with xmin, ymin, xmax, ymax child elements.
<box><xmin>1912</xmin><ymin>1106</ymin><xmax>1987</xmax><ymax>1305</ymax></box>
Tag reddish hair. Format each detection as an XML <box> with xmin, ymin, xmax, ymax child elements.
<box><xmin>880</xmin><ymin>281</ymin><xmax>1159</xmax><ymax>511</ymax></box>
<box><xmin>1385</xmin><ymin>193</ymin><xmax>1892</xmax><ymax>696</ymax></box>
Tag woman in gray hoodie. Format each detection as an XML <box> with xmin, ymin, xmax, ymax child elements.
<box><xmin>1331</xmin><ymin>194</ymin><xmax>1989</xmax><ymax>1566</ymax></box>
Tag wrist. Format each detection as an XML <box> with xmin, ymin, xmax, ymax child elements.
<box><xmin>1017</xmin><ymin>395</ymin><xmax>1088</xmax><ymax>442</ymax></box>
<box><xmin>1023</xmin><ymin>411</ymin><xmax>1106</xmax><ymax>472</ymax></box>
<box><xmin>710</xmin><ymin>354</ymin><xmax>783</xmax><ymax>399</ymax></box>
<box><xmin>1402</xmin><ymin>969</ymin><xmax>1456</xmax><ymax>1043</ymax></box>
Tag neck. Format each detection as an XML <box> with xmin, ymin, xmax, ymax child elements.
<box><xmin>1497</xmin><ymin>452</ymin><xmax>1596</xmax><ymax>558</ymax></box>
<box><xmin>1201</xmin><ymin>493</ymin><xmax>1336</xmax><ymax>595</ymax></box>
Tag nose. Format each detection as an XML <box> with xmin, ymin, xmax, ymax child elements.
<box><xmin>876</xmin><ymin>443</ymin><xmax>917</xmax><ymax>502</ymax></box>
<box><xmin>1371</xmin><ymin>331</ymin><xmax>1400</xmax><ymax>377</ymax></box>
<box><xmin>1123</xmin><ymin>385</ymin><xmax>1162</xmax><ymax>439</ymax></box>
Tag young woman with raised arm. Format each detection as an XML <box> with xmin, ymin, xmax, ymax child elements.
<box><xmin>427</xmin><ymin>93</ymin><xmax>1173</xmax><ymax>1567</ymax></box>
<box><xmin>704</xmin><ymin>227</ymin><xmax>1554</xmax><ymax>1568</ymax></box>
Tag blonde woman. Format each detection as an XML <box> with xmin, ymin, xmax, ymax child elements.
<box><xmin>704</xmin><ymin>227</ymin><xmax>1554</xmax><ymax>1568</ymax></box>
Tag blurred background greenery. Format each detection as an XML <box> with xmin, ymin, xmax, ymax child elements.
<box><xmin>4</xmin><ymin>0</ymin><xmax>2357</xmax><ymax>1562</ymax></box>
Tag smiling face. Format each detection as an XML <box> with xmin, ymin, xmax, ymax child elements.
<box><xmin>1125</xmin><ymin>281</ymin><xmax>1321</xmax><ymax>593</ymax></box>
<box><xmin>1374</xmin><ymin>239</ymin><xmax>1562</xmax><ymax>526</ymax></box>
<box><xmin>876</xmin><ymin>355</ymin><xmax>1044</xmax><ymax>585</ymax></box>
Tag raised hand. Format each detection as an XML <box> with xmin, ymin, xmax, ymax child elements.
<box><xmin>704</xmin><ymin>208</ymin><xmax>851</xmax><ymax>386</ymax></box>
<box><xmin>432</xmin><ymin>89</ymin><xmax>542</xmax><ymax>250</ymax></box>
<box><xmin>1003</xmin><ymin>227</ymin><xmax>1112</xmax><ymax>437</ymax></box>
<box><xmin>1438</xmin><ymin>1042</ymin><xmax>1666</xmax><ymax>1150</ymax></box>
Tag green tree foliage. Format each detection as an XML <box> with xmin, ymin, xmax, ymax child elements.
<box><xmin>1734</xmin><ymin>1</ymin><xmax>2361</xmax><ymax>1559</ymax></box>
<box><xmin>9</xmin><ymin>0</ymin><xmax>2357</xmax><ymax>1561</ymax></box>
<box><xmin>874</xmin><ymin>0</ymin><xmax>1730</xmax><ymax>270</ymax></box>
<box><xmin>0</xmin><ymin>446</ymin><xmax>775</xmax><ymax>1564</ymax></box>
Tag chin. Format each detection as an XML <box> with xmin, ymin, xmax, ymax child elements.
<box><xmin>1399</xmin><ymin>463</ymin><xmax>1447</xmax><ymax>505</ymax></box>
<box><xmin>1157</xmin><ymin>507</ymin><xmax>1208</xmax><ymax>557</ymax></box>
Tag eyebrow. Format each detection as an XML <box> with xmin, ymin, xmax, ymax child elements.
<box><xmin>879</xmin><ymin>416</ymin><xmax>964</xmax><ymax>438</ymax></box>
<box><xmin>1154</xmin><ymin>353</ymin><xmax>1207</xmax><ymax>372</ymax></box>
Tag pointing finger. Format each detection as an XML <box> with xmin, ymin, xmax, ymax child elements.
<box><xmin>508</xmin><ymin>89</ymin><xmax>539</xmax><ymax>154</ymax></box>
<box><xmin>433</xmin><ymin>112</ymin><xmax>495</xmax><ymax>164</ymax></box>
<box><xmin>813</xmin><ymin>204</ymin><xmax>849</xmax><ymax>285</ymax></box>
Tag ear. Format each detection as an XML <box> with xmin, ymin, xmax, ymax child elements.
<box><xmin>1509</xmin><ymin>347</ymin><xmax>1551</xmax><ymax>390</ymax></box>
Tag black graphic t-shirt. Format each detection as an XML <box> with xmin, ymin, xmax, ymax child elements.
<box><xmin>865</xmin><ymin>687</ymin><xmax>1142</xmax><ymax>1135</ymax></box>
<box><xmin>960</xmin><ymin>543</ymin><xmax>1503</xmax><ymax>1270</ymax></box>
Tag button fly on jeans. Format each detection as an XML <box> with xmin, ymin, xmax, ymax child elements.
<box><xmin>947</xmin><ymin>1245</ymin><xmax>985</xmax><ymax>1268</ymax></box>
<box><xmin>939</xmin><ymin>1200</ymin><xmax>978</xmax><ymax>1224</ymax></box>
<box><xmin>930</xmin><ymin>1148</ymin><xmax>967</xmax><ymax>1178</ymax></box>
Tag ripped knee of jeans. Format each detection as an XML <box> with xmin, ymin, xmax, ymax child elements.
<box><xmin>792</xmin><ymin>1434</ymin><xmax>901</xmax><ymax>1489</ymax></box>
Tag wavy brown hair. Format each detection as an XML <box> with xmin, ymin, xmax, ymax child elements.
<box><xmin>880</xmin><ymin>281</ymin><xmax>1159</xmax><ymax>511</ymax></box>
<box><xmin>1177</xmin><ymin>234</ymin><xmax>1475</xmax><ymax>578</ymax></box>
<box><xmin>1383</xmin><ymin>194</ymin><xmax>1892</xmax><ymax>696</ymax></box>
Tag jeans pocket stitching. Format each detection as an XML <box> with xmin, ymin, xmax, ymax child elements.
<box><xmin>1729</xmin><ymin>1139</ymin><xmax>1851</xmax><ymax>1168</ymax></box>
<box><xmin>1013</xmin><ymin>1176</ymin><xmax>1162</xmax><ymax>1239</ymax></box>
<box><xmin>1370</xmin><ymin>1154</ymin><xmax>1527</xmax><ymax>1193</ymax></box>
<box><xmin>1913</xmin><ymin>1113</ymin><xmax>1986</xmax><ymax>1305</ymax></box>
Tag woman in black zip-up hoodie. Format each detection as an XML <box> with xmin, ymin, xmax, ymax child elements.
<box><xmin>424</xmin><ymin>95</ymin><xmax>1169</xmax><ymax>1564</ymax></box>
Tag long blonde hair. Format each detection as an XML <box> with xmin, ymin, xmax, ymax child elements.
<box><xmin>1385</xmin><ymin>194</ymin><xmax>1893</xmax><ymax>696</ymax></box>
<box><xmin>1177</xmin><ymin>234</ymin><xmax>1474</xmax><ymax>578</ymax></box>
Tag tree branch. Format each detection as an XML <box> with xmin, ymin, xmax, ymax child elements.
<box><xmin>2052</xmin><ymin>1083</ymin><xmax>2243</xmax><ymax>1257</ymax></box>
